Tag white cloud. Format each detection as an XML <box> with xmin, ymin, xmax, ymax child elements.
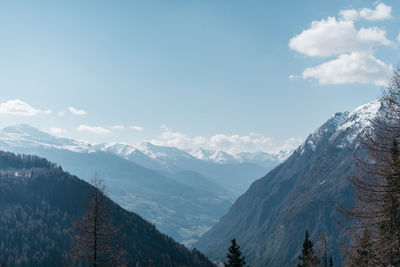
<box><xmin>339</xmin><ymin>9</ymin><xmax>359</xmax><ymax>21</ymax></box>
<box><xmin>290</xmin><ymin>17</ymin><xmax>359</xmax><ymax>57</ymax></box>
<box><xmin>357</xmin><ymin>27</ymin><xmax>393</xmax><ymax>46</ymax></box>
<box><xmin>76</xmin><ymin>125</ymin><xmax>110</xmax><ymax>134</ymax></box>
<box><xmin>359</xmin><ymin>3</ymin><xmax>392</xmax><ymax>21</ymax></box>
<box><xmin>289</xmin><ymin>75</ymin><xmax>299</xmax><ymax>80</ymax></box>
<box><xmin>303</xmin><ymin>53</ymin><xmax>392</xmax><ymax>86</ymax></box>
<box><xmin>69</xmin><ymin>106</ymin><xmax>87</xmax><ymax>116</ymax></box>
<box><xmin>289</xmin><ymin>17</ymin><xmax>391</xmax><ymax>58</ymax></box>
<box><xmin>340</xmin><ymin>3</ymin><xmax>392</xmax><ymax>21</ymax></box>
<box><xmin>0</xmin><ymin>99</ymin><xmax>51</xmax><ymax>116</ymax></box>
<box><xmin>150</xmin><ymin>127</ymin><xmax>302</xmax><ymax>155</ymax></box>
<box><xmin>290</xmin><ymin>3</ymin><xmax>394</xmax><ymax>86</ymax></box>
<box><xmin>50</xmin><ymin>127</ymin><xmax>66</xmax><ymax>134</ymax></box>
<box><xmin>129</xmin><ymin>125</ymin><xmax>143</xmax><ymax>131</ymax></box>
<box><xmin>111</xmin><ymin>125</ymin><xmax>126</xmax><ymax>130</ymax></box>
<box><xmin>109</xmin><ymin>125</ymin><xmax>143</xmax><ymax>131</ymax></box>
<box><xmin>397</xmin><ymin>33</ymin><xmax>400</xmax><ymax>44</ymax></box>
<box><xmin>58</xmin><ymin>111</ymin><xmax>65</xmax><ymax>116</ymax></box>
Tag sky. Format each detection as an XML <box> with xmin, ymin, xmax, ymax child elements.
<box><xmin>0</xmin><ymin>0</ymin><xmax>399</xmax><ymax>155</ymax></box>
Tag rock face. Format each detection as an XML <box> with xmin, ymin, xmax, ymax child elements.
<box><xmin>0</xmin><ymin>150</ymin><xmax>215</xmax><ymax>267</ymax></box>
<box><xmin>194</xmin><ymin>101</ymin><xmax>381</xmax><ymax>266</ymax></box>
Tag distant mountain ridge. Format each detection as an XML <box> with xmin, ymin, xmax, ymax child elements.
<box><xmin>0</xmin><ymin>124</ymin><xmax>95</xmax><ymax>153</ymax></box>
<box><xmin>0</xmin><ymin>150</ymin><xmax>214</xmax><ymax>266</ymax></box>
<box><xmin>194</xmin><ymin>100</ymin><xmax>381</xmax><ymax>266</ymax></box>
<box><xmin>97</xmin><ymin>141</ymin><xmax>277</xmax><ymax>196</ymax></box>
<box><xmin>0</xmin><ymin>124</ymin><xmax>282</xmax><ymax>245</ymax></box>
<box><xmin>97</xmin><ymin>141</ymin><xmax>288</xmax><ymax>168</ymax></box>
<box><xmin>0</xmin><ymin>125</ymin><xmax>232</xmax><ymax>245</ymax></box>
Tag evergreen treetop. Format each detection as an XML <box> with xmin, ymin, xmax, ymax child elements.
<box><xmin>298</xmin><ymin>230</ymin><xmax>319</xmax><ymax>267</ymax></box>
<box><xmin>224</xmin><ymin>239</ymin><xmax>246</xmax><ymax>267</ymax></box>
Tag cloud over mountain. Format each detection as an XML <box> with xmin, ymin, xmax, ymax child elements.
<box><xmin>150</xmin><ymin>126</ymin><xmax>302</xmax><ymax>155</ymax></box>
<box><xmin>289</xmin><ymin>3</ymin><xmax>393</xmax><ymax>86</ymax></box>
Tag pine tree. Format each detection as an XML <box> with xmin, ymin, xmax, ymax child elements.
<box><xmin>329</xmin><ymin>257</ymin><xmax>333</xmax><ymax>267</ymax></box>
<box><xmin>298</xmin><ymin>230</ymin><xmax>319</xmax><ymax>267</ymax></box>
<box><xmin>224</xmin><ymin>239</ymin><xmax>246</xmax><ymax>267</ymax></box>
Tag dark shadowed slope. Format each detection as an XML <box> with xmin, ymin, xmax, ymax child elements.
<box><xmin>0</xmin><ymin>150</ymin><xmax>215</xmax><ymax>267</ymax></box>
<box><xmin>195</xmin><ymin>101</ymin><xmax>380</xmax><ymax>266</ymax></box>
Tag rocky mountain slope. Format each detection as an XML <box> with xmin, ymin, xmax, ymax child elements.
<box><xmin>194</xmin><ymin>100</ymin><xmax>380</xmax><ymax>266</ymax></box>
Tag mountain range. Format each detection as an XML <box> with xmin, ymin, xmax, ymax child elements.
<box><xmin>0</xmin><ymin>124</ymin><xmax>284</xmax><ymax>245</ymax></box>
<box><xmin>97</xmin><ymin>141</ymin><xmax>286</xmax><ymax>195</ymax></box>
<box><xmin>0</xmin><ymin>98</ymin><xmax>383</xmax><ymax>266</ymax></box>
<box><xmin>0</xmin><ymin>150</ymin><xmax>214</xmax><ymax>266</ymax></box>
<box><xmin>194</xmin><ymin>100</ymin><xmax>380</xmax><ymax>266</ymax></box>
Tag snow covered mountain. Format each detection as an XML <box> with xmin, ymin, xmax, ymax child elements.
<box><xmin>195</xmin><ymin>100</ymin><xmax>381</xmax><ymax>266</ymax></box>
<box><xmin>0</xmin><ymin>124</ymin><xmax>95</xmax><ymax>152</ymax></box>
<box><xmin>0</xmin><ymin>125</ymin><xmax>234</xmax><ymax>245</ymax></box>
<box><xmin>97</xmin><ymin>142</ymin><xmax>284</xmax><ymax>195</ymax></box>
<box><xmin>190</xmin><ymin>148</ymin><xmax>291</xmax><ymax>165</ymax></box>
<box><xmin>0</xmin><ymin>124</ymin><xmax>287</xmax><ymax>172</ymax></box>
<box><xmin>0</xmin><ymin>124</ymin><xmax>283</xmax><ymax>197</ymax></box>
<box><xmin>97</xmin><ymin>141</ymin><xmax>198</xmax><ymax>171</ymax></box>
<box><xmin>190</xmin><ymin>148</ymin><xmax>238</xmax><ymax>164</ymax></box>
<box><xmin>99</xmin><ymin>141</ymin><xmax>287</xmax><ymax>169</ymax></box>
<box><xmin>0</xmin><ymin>124</ymin><xmax>283</xmax><ymax>244</ymax></box>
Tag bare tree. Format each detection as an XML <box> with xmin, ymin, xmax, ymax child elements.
<box><xmin>71</xmin><ymin>174</ymin><xmax>125</xmax><ymax>266</ymax></box>
<box><xmin>341</xmin><ymin>68</ymin><xmax>400</xmax><ymax>266</ymax></box>
<box><xmin>315</xmin><ymin>233</ymin><xmax>327</xmax><ymax>267</ymax></box>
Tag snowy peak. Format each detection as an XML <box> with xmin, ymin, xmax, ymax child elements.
<box><xmin>96</xmin><ymin>142</ymin><xmax>137</xmax><ymax>157</ymax></box>
<box><xmin>2</xmin><ymin>124</ymin><xmax>56</xmax><ymax>143</ymax></box>
<box><xmin>135</xmin><ymin>142</ymin><xmax>195</xmax><ymax>161</ymax></box>
<box><xmin>299</xmin><ymin>100</ymin><xmax>381</xmax><ymax>153</ymax></box>
<box><xmin>98</xmin><ymin>141</ymin><xmax>197</xmax><ymax>166</ymax></box>
<box><xmin>0</xmin><ymin>124</ymin><xmax>290</xmax><ymax>168</ymax></box>
<box><xmin>302</xmin><ymin>111</ymin><xmax>349</xmax><ymax>151</ymax></box>
<box><xmin>335</xmin><ymin>100</ymin><xmax>380</xmax><ymax>136</ymax></box>
<box><xmin>190</xmin><ymin>148</ymin><xmax>211</xmax><ymax>161</ymax></box>
<box><xmin>190</xmin><ymin>148</ymin><xmax>287</xmax><ymax>166</ymax></box>
<box><xmin>190</xmin><ymin>148</ymin><xmax>236</xmax><ymax>164</ymax></box>
<box><xmin>210</xmin><ymin>151</ymin><xmax>236</xmax><ymax>164</ymax></box>
<box><xmin>0</xmin><ymin>124</ymin><xmax>94</xmax><ymax>152</ymax></box>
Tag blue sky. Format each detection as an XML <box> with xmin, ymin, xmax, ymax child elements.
<box><xmin>0</xmin><ymin>0</ymin><xmax>399</xmax><ymax>154</ymax></box>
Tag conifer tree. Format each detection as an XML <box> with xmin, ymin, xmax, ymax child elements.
<box><xmin>298</xmin><ymin>230</ymin><xmax>319</xmax><ymax>267</ymax></box>
<box><xmin>329</xmin><ymin>257</ymin><xmax>333</xmax><ymax>267</ymax></box>
<box><xmin>224</xmin><ymin>239</ymin><xmax>246</xmax><ymax>267</ymax></box>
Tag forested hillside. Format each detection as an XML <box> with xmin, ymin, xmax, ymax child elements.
<box><xmin>0</xmin><ymin>151</ymin><xmax>214</xmax><ymax>267</ymax></box>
